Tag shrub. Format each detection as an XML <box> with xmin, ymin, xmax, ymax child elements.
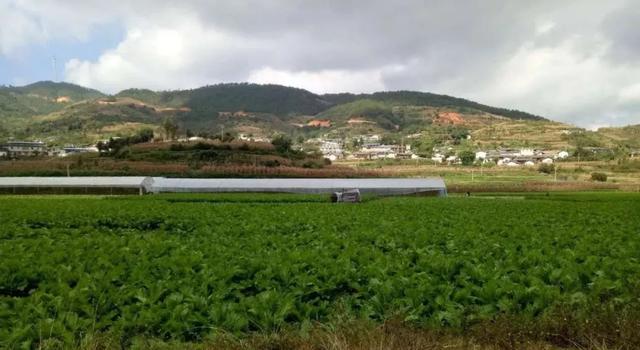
<box><xmin>538</xmin><ymin>163</ymin><xmax>555</xmax><ymax>174</ymax></box>
<box><xmin>271</xmin><ymin>135</ymin><xmax>292</xmax><ymax>154</ymax></box>
<box><xmin>458</xmin><ymin>150</ymin><xmax>476</xmax><ymax>166</ymax></box>
<box><xmin>591</xmin><ymin>172</ymin><xmax>608</xmax><ymax>182</ymax></box>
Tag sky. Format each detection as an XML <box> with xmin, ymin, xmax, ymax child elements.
<box><xmin>1</xmin><ymin>0</ymin><xmax>639</xmax><ymax>128</ymax></box>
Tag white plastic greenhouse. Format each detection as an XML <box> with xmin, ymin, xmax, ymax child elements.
<box><xmin>0</xmin><ymin>177</ymin><xmax>154</xmax><ymax>194</ymax></box>
<box><xmin>149</xmin><ymin>178</ymin><xmax>447</xmax><ymax>196</ymax></box>
<box><xmin>0</xmin><ymin>177</ymin><xmax>447</xmax><ymax>196</ymax></box>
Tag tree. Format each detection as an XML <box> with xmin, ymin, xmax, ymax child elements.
<box><xmin>162</xmin><ymin>118</ymin><xmax>179</xmax><ymax>140</ymax></box>
<box><xmin>450</xmin><ymin>127</ymin><xmax>470</xmax><ymax>145</ymax></box>
<box><xmin>133</xmin><ymin>129</ymin><xmax>154</xmax><ymax>143</ymax></box>
<box><xmin>221</xmin><ymin>132</ymin><xmax>235</xmax><ymax>142</ymax></box>
<box><xmin>96</xmin><ymin>141</ymin><xmax>109</xmax><ymax>153</ymax></box>
<box><xmin>458</xmin><ymin>150</ymin><xmax>476</xmax><ymax>166</ymax></box>
<box><xmin>538</xmin><ymin>163</ymin><xmax>554</xmax><ymax>174</ymax></box>
<box><xmin>271</xmin><ymin>135</ymin><xmax>292</xmax><ymax>154</ymax></box>
<box><xmin>614</xmin><ymin>145</ymin><xmax>630</xmax><ymax>164</ymax></box>
<box><xmin>591</xmin><ymin>172</ymin><xmax>607</xmax><ymax>182</ymax></box>
<box><xmin>412</xmin><ymin>137</ymin><xmax>437</xmax><ymax>157</ymax></box>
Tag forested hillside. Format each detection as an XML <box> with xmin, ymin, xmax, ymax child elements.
<box><xmin>8</xmin><ymin>80</ymin><xmax>638</xmax><ymax>148</ymax></box>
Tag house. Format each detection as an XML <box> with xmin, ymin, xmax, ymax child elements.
<box><xmin>519</xmin><ymin>149</ymin><xmax>534</xmax><ymax>156</ymax></box>
<box><xmin>320</xmin><ymin>140</ymin><xmax>343</xmax><ymax>160</ymax></box>
<box><xmin>431</xmin><ymin>155</ymin><xmax>444</xmax><ymax>163</ymax></box>
<box><xmin>556</xmin><ymin>151</ymin><xmax>570</xmax><ymax>159</ymax></box>
<box><xmin>1</xmin><ymin>141</ymin><xmax>46</xmax><ymax>157</ymax></box>
<box><xmin>446</xmin><ymin>155</ymin><xmax>459</xmax><ymax>164</ymax></box>
<box><xmin>541</xmin><ymin>158</ymin><xmax>554</xmax><ymax>164</ymax></box>
<box><xmin>58</xmin><ymin>146</ymin><xmax>99</xmax><ymax>157</ymax></box>
<box><xmin>362</xmin><ymin>135</ymin><xmax>381</xmax><ymax>143</ymax></box>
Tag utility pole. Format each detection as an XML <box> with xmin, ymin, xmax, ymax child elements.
<box><xmin>554</xmin><ymin>164</ymin><xmax>557</xmax><ymax>182</ymax></box>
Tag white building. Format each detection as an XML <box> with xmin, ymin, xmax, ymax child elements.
<box><xmin>519</xmin><ymin>148</ymin><xmax>534</xmax><ymax>156</ymax></box>
<box><xmin>541</xmin><ymin>158</ymin><xmax>554</xmax><ymax>164</ymax></box>
<box><xmin>446</xmin><ymin>155</ymin><xmax>459</xmax><ymax>164</ymax></box>
<box><xmin>58</xmin><ymin>146</ymin><xmax>99</xmax><ymax>157</ymax></box>
<box><xmin>1</xmin><ymin>141</ymin><xmax>46</xmax><ymax>157</ymax></box>
<box><xmin>556</xmin><ymin>151</ymin><xmax>569</xmax><ymax>159</ymax></box>
<box><xmin>320</xmin><ymin>141</ymin><xmax>343</xmax><ymax>160</ymax></box>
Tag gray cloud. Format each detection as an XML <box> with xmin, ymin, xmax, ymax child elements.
<box><xmin>2</xmin><ymin>0</ymin><xmax>640</xmax><ymax>127</ymax></box>
<box><xmin>601</xmin><ymin>3</ymin><xmax>640</xmax><ymax>64</ymax></box>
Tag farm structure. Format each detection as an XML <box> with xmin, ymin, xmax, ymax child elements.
<box><xmin>0</xmin><ymin>177</ymin><xmax>447</xmax><ymax>196</ymax></box>
<box><xmin>0</xmin><ymin>177</ymin><xmax>154</xmax><ymax>195</ymax></box>
<box><xmin>150</xmin><ymin>178</ymin><xmax>447</xmax><ymax>196</ymax></box>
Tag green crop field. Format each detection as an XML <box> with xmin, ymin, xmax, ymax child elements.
<box><xmin>1</xmin><ymin>193</ymin><xmax>640</xmax><ymax>349</ymax></box>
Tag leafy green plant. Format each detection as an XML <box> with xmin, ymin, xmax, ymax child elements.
<box><xmin>1</xmin><ymin>193</ymin><xmax>639</xmax><ymax>348</ymax></box>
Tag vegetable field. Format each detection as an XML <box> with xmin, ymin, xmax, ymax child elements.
<box><xmin>1</xmin><ymin>193</ymin><xmax>640</xmax><ymax>348</ymax></box>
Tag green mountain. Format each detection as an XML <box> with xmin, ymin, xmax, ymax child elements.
<box><xmin>322</xmin><ymin>91</ymin><xmax>544</xmax><ymax>121</ymax></box>
<box><xmin>0</xmin><ymin>81</ymin><xmax>105</xmax><ymax>119</ymax></box>
<box><xmin>16</xmin><ymin>81</ymin><xmax>104</xmax><ymax>101</ymax></box>
<box><xmin>11</xmin><ymin>80</ymin><xmax>640</xmax><ymax>150</ymax></box>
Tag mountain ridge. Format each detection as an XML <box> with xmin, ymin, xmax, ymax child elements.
<box><xmin>1</xmin><ymin>81</ymin><xmax>637</xmax><ymax>149</ymax></box>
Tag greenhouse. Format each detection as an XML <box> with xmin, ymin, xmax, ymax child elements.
<box><xmin>150</xmin><ymin>178</ymin><xmax>447</xmax><ymax>196</ymax></box>
<box><xmin>0</xmin><ymin>177</ymin><xmax>447</xmax><ymax>196</ymax></box>
<box><xmin>0</xmin><ymin>177</ymin><xmax>154</xmax><ymax>195</ymax></box>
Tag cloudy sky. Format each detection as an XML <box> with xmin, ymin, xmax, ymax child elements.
<box><xmin>1</xmin><ymin>0</ymin><xmax>639</xmax><ymax>128</ymax></box>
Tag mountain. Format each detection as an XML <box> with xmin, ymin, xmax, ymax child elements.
<box><xmin>15</xmin><ymin>81</ymin><xmax>105</xmax><ymax>101</ymax></box>
<box><xmin>322</xmin><ymin>91</ymin><xmax>544</xmax><ymax>121</ymax></box>
<box><xmin>0</xmin><ymin>81</ymin><xmax>105</xmax><ymax>119</ymax></box>
<box><xmin>0</xmin><ymin>80</ymin><xmax>635</xmax><ymax>150</ymax></box>
<box><xmin>116</xmin><ymin>83</ymin><xmax>333</xmax><ymax>116</ymax></box>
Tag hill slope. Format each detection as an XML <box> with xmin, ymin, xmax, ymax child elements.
<box><xmin>322</xmin><ymin>91</ymin><xmax>545</xmax><ymax>121</ymax></box>
<box><xmin>2</xmin><ymin>80</ymin><xmax>636</xmax><ymax>150</ymax></box>
<box><xmin>0</xmin><ymin>81</ymin><xmax>105</xmax><ymax>119</ymax></box>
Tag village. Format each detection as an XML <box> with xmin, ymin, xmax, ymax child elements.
<box><xmin>0</xmin><ymin>140</ymin><xmax>99</xmax><ymax>158</ymax></box>
<box><xmin>311</xmin><ymin>135</ymin><xmax>574</xmax><ymax>166</ymax></box>
<box><xmin>2</xmin><ymin>134</ymin><xmax>638</xmax><ymax>168</ymax></box>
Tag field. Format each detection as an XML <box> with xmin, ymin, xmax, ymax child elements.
<box><xmin>1</xmin><ymin>193</ymin><xmax>640</xmax><ymax>349</ymax></box>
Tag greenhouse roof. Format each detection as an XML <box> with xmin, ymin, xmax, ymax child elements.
<box><xmin>0</xmin><ymin>177</ymin><xmax>153</xmax><ymax>189</ymax></box>
<box><xmin>150</xmin><ymin>178</ymin><xmax>446</xmax><ymax>195</ymax></box>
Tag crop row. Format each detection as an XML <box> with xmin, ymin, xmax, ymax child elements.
<box><xmin>1</xmin><ymin>194</ymin><xmax>639</xmax><ymax>348</ymax></box>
